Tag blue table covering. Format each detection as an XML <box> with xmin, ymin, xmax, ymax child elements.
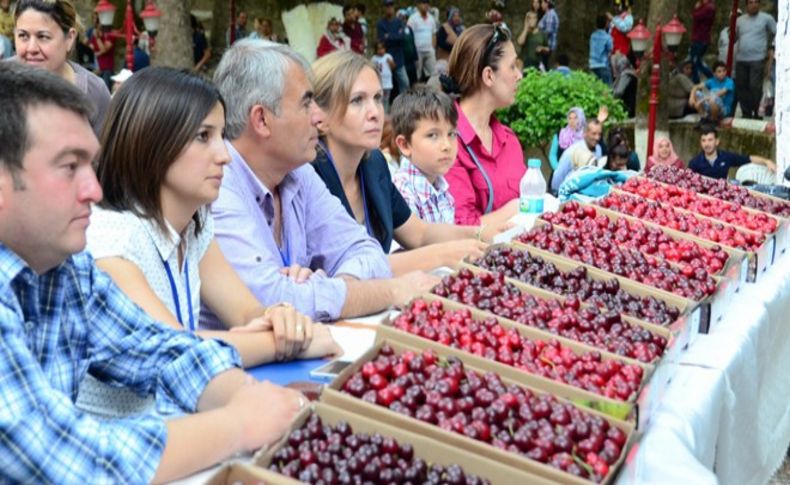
<box><xmin>247</xmin><ymin>358</ymin><xmax>330</xmax><ymax>386</ymax></box>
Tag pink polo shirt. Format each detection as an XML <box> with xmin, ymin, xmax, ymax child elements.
<box><xmin>446</xmin><ymin>102</ymin><xmax>525</xmax><ymax>225</ymax></box>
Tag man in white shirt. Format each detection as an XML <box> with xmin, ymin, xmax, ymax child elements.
<box><xmin>408</xmin><ymin>0</ymin><xmax>438</xmax><ymax>81</ymax></box>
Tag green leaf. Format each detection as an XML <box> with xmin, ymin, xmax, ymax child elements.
<box><xmin>498</xmin><ymin>70</ymin><xmax>628</xmax><ymax>149</ymax></box>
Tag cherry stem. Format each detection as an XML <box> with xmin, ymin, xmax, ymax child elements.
<box><xmin>571</xmin><ymin>450</ymin><xmax>595</xmax><ymax>476</ymax></box>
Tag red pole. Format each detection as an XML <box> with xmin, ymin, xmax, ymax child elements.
<box><xmin>123</xmin><ymin>0</ymin><xmax>135</xmax><ymax>70</ymax></box>
<box><xmin>647</xmin><ymin>23</ymin><xmax>662</xmax><ymax>160</ymax></box>
<box><xmin>725</xmin><ymin>0</ymin><xmax>738</xmax><ymax>76</ymax></box>
<box><xmin>229</xmin><ymin>0</ymin><xmax>236</xmax><ymax>45</ymax></box>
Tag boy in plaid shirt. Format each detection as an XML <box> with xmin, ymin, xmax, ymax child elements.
<box><xmin>392</xmin><ymin>85</ymin><xmax>458</xmax><ymax>224</ymax></box>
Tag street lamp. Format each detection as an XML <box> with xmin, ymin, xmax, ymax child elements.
<box><xmin>627</xmin><ymin>20</ymin><xmax>650</xmax><ymax>68</ymax></box>
<box><xmin>661</xmin><ymin>15</ymin><xmax>687</xmax><ymax>53</ymax></box>
<box><xmin>94</xmin><ymin>0</ymin><xmax>161</xmax><ymax>71</ymax></box>
<box><xmin>627</xmin><ymin>15</ymin><xmax>686</xmax><ymax>159</ymax></box>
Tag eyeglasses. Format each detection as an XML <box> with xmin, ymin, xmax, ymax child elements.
<box><xmin>482</xmin><ymin>24</ymin><xmax>511</xmax><ymax>68</ymax></box>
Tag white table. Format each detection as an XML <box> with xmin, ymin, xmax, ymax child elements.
<box><xmin>619</xmin><ymin>250</ymin><xmax>790</xmax><ymax>485</ymax></box>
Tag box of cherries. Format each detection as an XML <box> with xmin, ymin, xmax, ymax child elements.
<box><xmin>515</xmin><ymin>212</ymin><xmax>731</xmax><ymax>332</ymax></box>
<box><xmin>646</xmin><ymin>165</ymin><xmax>790</xmax><ymax>254</ymax></box>
<box><xmin>466</xmin><ymin>244</ymin><xmax>700</xmax><ymax>350</ymax></box>
<box><xmin>322</xmin><ymin>339</ymin><xmax>636</xmax><ymax>484</ymax></box>
<box><xmin>541</xmin><ymin>201</ymin><xmax>745</xmax><ymax>286</ymax></box>
<box><xmin>254</xmin><ymin>401</ymin><xmax>541</xmax><ymax>484</ymax></box>
<box><xmin>600</xmin><ymin>190</ymin><xmax>774</xmax><ymax>281</ymax></box>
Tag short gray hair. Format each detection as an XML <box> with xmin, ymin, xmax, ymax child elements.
<box><xmin>213</xmin><ymin>39</ymin><xmax>311</xmax><ymax>140</ymax></box>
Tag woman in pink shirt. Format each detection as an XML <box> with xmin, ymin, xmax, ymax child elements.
<box><xmin>443</xmin><ymin>24</ymin><xmax>524</xmax><ymax>226</ymax></box>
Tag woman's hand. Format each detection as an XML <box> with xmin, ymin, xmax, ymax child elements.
<box><xmin>437</xmin><ymin>239</ymin><xmax>488</xmax><ymax>267</ymax></box>
<box><xmin>231</xmin><ymin>304</ymin><xmax>314</xmax><ymax>361</ymax></box>
<box><xmin>297</xmin><ymin>324</ymin><xmax>343</xmax><ymax>360</ymax></box>
<box><xmin>481</xmin><ymin>220</ymin><xmax>516</xmax><ymax>242</ymax></box>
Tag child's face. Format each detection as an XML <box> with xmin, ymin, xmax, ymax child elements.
<box><xmin>714</xmin><ymin>66</ymin><xmax>727</xmax><ymax>81</ymax></box>
<box><xmin>608</xmin><ymin>155</ymin><xmax>628</xmax><ymax>171</ymax></box>
<box><xmin>398</xmin><ymin>117</ymin><xmax>458</xmax><ymax>183</ymax></box>
<box><xmin>377</xmin><ymin>44</ymin><xmax>386</xmax><ymax>56</ymax></box>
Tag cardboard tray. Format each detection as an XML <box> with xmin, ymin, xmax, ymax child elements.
<box><xmin>509</xmin><ymin>238</ymin><xmax>727</xmax><ymax>335</ymax></box>
<box><xmin>250</xmin><ymin>401</ymin><xmax>546</xmax><ymax>485</ymax></box>
<box><xmin>631</xmin><ymin>175</ymin><xmax>789</xmax><ymax>255</ymax></box>
<box><xmin>605</xmin><ymin>188</ymin><xmax>774</xmax><ymax>282</ymax></box>
<box><xmin>321</xmin><ymin>338</ymin><xmax>637</xmax><ymax>485</ymax></box>
<box><xmin>457</xmin><ymin>256</ymin><xmax>693</xmax><ymax>355</ymax></box>
<box><xmin>379</xmin><ymin>293</ymin><xmax>659</xmax><ymax>422</ymax></box>
<box><xmin>462</xmin><ymin>244</ymin><xmax>701</xmax><ymax>350</ymax></box>
<box><xmin>205</xmin><ymin>462</ymin><xmax>300</xmax><ymax>485</ymax></box>
<box><xmin>542</xmin><ymin>201</ymin><xmax>745</xmax><ymax>288</ymax></box>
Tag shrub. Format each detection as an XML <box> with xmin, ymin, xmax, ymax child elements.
<box><xmin>498</xmin><ymin>68</ymin><xmax>628</xmax><ymax>153</ymax></box>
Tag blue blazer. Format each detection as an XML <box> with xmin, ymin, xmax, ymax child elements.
<box><xmin>312</xmin><ymin>148</ymin><xmax>411</xmax><ymax>253</ymax></box>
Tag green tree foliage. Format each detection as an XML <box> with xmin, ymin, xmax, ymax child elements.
<box><xmin>498</xmin><ymin>69</ymin><xmax>627</xmax><ymax>151</ymax></box>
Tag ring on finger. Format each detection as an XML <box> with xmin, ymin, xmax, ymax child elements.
<box><xmin>295</xmin><ymin>323</ymin><xmax>304</xmax><ymax>335</ymax></box>
<box><xmin>297</xmin><ymin>395</ymin><xmax>306</xmax><ymax>409</ymax></box>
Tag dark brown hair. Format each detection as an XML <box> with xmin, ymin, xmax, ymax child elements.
<box><xmin>0</xmin><ymin>62</ymin><xmax>89</xmax><ymax>189</ymax></box>
<box><xmin>390</xmin><ymin>85</ymin><xmax>457</xmax><ymax>142</ymax></box>
<box><xmin>14</xmin><ymin>0</ymin><xmax>81</xmax><ymax>34</ymax></box>
<box><xmin>96</xmin><ymin>67</ymin><xmax>223</xmax><ymax>236</ymax></box>
<box><xmin>447</xmin><ymin>24</ymin><xmax>512</xmax><ymax>98</ymax></box>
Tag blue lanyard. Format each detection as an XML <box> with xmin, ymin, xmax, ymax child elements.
<box><xmin>320</xmin><ymin>141</ymin><xmax>374</xmax><ymax>237</ymax></box>
<box><xmin>162</xmin><ymin>259</ymin><xmax>196</xmax><ymax>332</ymax></box>
<box><xmin>278</xmin><ymin>242</ymin><xmax>291</xmax><ymax>267</ymax></box>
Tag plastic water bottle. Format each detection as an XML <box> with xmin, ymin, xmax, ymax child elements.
<box><xmin>519</xmin><ymin>159</ymin><xmax>546</xmax><ymax>215</ymax></box>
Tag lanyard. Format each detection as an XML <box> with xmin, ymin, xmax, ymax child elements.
<box><xmin>278</xmin><ymin>241</ymin><xmax>291</xmax><ymax>267</ymax></box>
<box><xmin>320</xmin><ymin>141</ymin><xmax>374</xmax><ymax>237</ymax></box>
<box><xmin>461</xmin><ymin>141</ymin><xmax>495</xmax><ymax>214</ymax></box>
<box><xmin>162</xmin><ymin>259</ymin><xmax>195</xmax><ymax>332</ymax></box>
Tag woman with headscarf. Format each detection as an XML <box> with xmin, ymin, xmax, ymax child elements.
<box><xmin>559</xmin><ymin>107</ymin><xmax>586</xmax><ymax>151</ymax></box>
<box><xmin>316</xmin><ymin>17</ymin><xmax>349</xmax><ymax>58</ymax></box>
<box><xmin>646</xmin><ymin>137</ymin><xmax>684</xmax><ymax>172</ymax></box>
<box><xmin>437</xmin><ymin>6</ymin><xmax>463</xmax><ymax>60</ymax></box>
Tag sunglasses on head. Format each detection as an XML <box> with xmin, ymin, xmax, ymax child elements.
<box><xmin>483</xmin><ymin>24</ymin><xmax>511</xmax><ymax>67</ymax></box>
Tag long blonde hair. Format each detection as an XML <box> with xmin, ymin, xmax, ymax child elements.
<box><xmin>312</xmin><ymin>50</ymin><xmax>379</xmax><ymax>121</ymax></box>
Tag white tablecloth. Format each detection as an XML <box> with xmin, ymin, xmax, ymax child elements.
<box><xmin>619</xmin><ymin>250</ymin><xmax>790</xmax><ymax>485</ymax></box>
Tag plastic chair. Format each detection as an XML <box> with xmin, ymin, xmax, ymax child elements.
<box><xmin>736</xmin><ymin>164</ymin><xmax>775</xmax><ymax>185</ymax></box>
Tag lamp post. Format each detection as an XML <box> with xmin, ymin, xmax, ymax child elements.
<box><xmin>725</xmin><ymin>0</ymin><xmax>739</xmax><ymax>76</ymax></box>
<box><xmin>94</xmin><ymin>0</ymin><xmax>161</xmax><ymax>71</ymax></box>
<box><xmin>628</xmin><ymin>15</ymin><xmax>686</xmax><ymax>159</ymax></box>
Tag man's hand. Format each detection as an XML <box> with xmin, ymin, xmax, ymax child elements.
<box><xmin>225</xmin><ymin>377</ymin><xmax>307</xmax><ymax>452</ymax></box>
<box><xmin>279</xmin><ymin>264</ymin><xmax>313</xmax><ymax>283</ymax></box>
<box><xmin>390</xmin><ymin>271</ymin><xmax>441</xmax><ymax>307</ymax></box>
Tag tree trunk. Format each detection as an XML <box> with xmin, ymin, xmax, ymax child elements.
<box><xmin>152</xmin><ymin>0</ymin><xmax>192</xmax><ymax>68</ymax></box>
<box><xmin>73</xmin><ymin>0</ymin><xmax>95</xmax><ymax>34</ymax></box>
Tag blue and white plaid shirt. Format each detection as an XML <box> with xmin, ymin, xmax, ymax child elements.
<box><xmin>393</xmin><ymin>157</ymin><xmax>456</xmax><ymax>224</ymax></box>
<box><xmin>0</xmin><ymin>244</ymin><xmax>241</xmax><ymax>483</ymax></box>
<box><xmin>538</xmin><ymin>8</ymin><xmax>560</xmax><ymax>51</ymax></box>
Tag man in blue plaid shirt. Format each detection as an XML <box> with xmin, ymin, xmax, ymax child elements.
<box><xmin>0</xmin><ymin>63</ymin><xmax>308</xmax><ymax>483</ymax></box>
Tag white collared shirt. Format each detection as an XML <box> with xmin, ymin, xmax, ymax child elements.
<box><xmin>86</xmin><ymin>205</ymin><xmax>214</xmax><ymax>330</ymax></box>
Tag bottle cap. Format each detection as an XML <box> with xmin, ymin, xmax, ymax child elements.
<box><xmin>528</xmin><ymin>159</ymin><xmax>541</xmax><ymax>169</ymax></box>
